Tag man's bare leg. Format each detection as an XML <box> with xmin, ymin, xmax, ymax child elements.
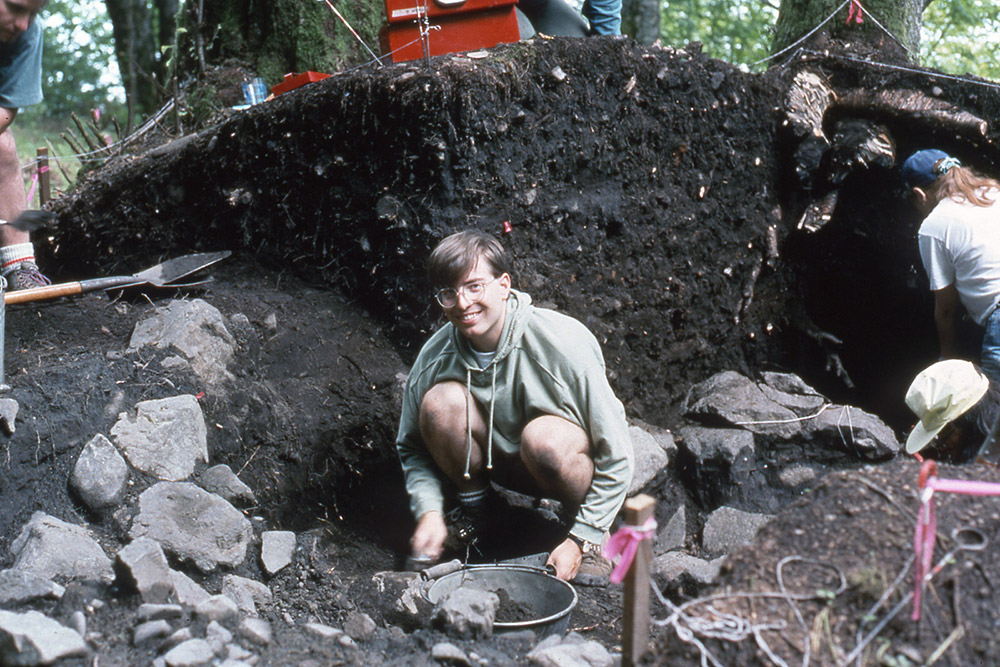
<box><xmin>519</xmin><ymin>415</ymin><xmax>598</xmax><ymax>581</ymax></box>
<box><xmin>0</xmin><ymin>127</ymin><xmax>27</xmax><ymax>245</ymax></box>
<box><xmin>410</xmin><ymin>381</ymin><xmax>489</xmax><ymax>560</ymax></box>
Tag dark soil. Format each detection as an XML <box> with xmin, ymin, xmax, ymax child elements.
<box><xmin>494</xmin><ymin>588</ymin><xmax>535</xmax><ymax>623</ymax></box>
<box><xmin>5</xmin><ymin>34</ymin><xmax>998</xmax><ymax>664</ymax></box>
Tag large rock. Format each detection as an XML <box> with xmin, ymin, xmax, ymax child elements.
<box><xmin>683</xmin><ymin>371</ymin><xmax>900</xmax><ymax>459</ymax></box>
<box><xmin>676</xmin><ymin>426</ymin><xmax>775</xmax><ymax>511</ymax></box>
<box><xmin>221</xmin><ymin>574</ymin><xmax>271</xmax><ymax>617</ymax></box>
<box><xmin>260</xmin><ymin>531</ymin><xmax>295</xmax><ymax>576</ymax></box>
<box><xmin>0</xmin><ymin>570</ymin><xmax>65</xmax><ymax>606</ymax></box>
<box><xmin>0</xmin><ymin>610</ymin><xmax>88</xmax><ymax>665</ymax></box>
<box><xmin>10</xmin><ymin>512</ymin><xmax>114</xmax><ymax>584</ymax></box>
<box><xmin>702</xmin><ymin>506</ymin><xmax>773</xmax><ymax>555</ymax></box>
<box><xmin>432</xmin><ymin>587</ymin><xmax>498</xmax><ymax>640</ymax></box>
<box><xmin>129</xmin><ymin>482</ymin><xmax>253</xmax><ymax>572</ymax></box>
<box><xmin>69</xmin><ymin>433</ymin><xmax>129</xmax><ymax>510</ymax></box>
<box><xmin>129</xmin><ymin>298</ymin><xmax>236</xmax><ymax>386</ymax></box>
<box><xmin>111</xmin><ymin>395</ymin><xmax>208</xmax><ymax>481</ymax></box>
<box><xmin>527</xmin><ymin>632</ymin><xmax>613</xmax><ymax>667</ymax></box>
<box><xmin>652</xmin><ymin>552</ymin><xmax>725</xmax><ymax>587</ymax></box>
<box><xmin>197</xmin><ymin>464</ymin><xmax>256</xmax><ymax>505</ymax></box>
<box><xmin>627</xmin><ymin>420</ymin><xmax>673</xmax><ymax>495</ymax></box>
<box><xmin>115</xmin><ymin>538</ymin><xmax>173</xmax><ymax>603</ymax></box>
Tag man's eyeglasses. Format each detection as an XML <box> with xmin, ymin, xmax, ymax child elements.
<box><xmin>435</xmin><ymin>276</ymin><xmax>499</xmax><ymax>308</ymax></box>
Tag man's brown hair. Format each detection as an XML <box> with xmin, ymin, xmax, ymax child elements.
<box><xmin>927</xmin><ymin>163</ymin><xmax>1000</xmax><ymax>208</ymax></box>
<box><xmin>428</xmin><ymin>229</ymin><xmax>512</xmax><ymax>288</ymax></box>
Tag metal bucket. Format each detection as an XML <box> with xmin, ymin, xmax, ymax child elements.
<box><xmin>425</xmin><ymin>565</ymin><xmax>578</xmax><ymax>637</ymax></box>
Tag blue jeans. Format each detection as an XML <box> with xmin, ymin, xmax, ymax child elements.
<box><xmin>981</xmin><ymin>305</ymin><xmax>1000</xmax><ymax>385</ymax></box>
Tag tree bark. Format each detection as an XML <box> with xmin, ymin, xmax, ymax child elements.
<box><xmin>179</xmin><ymin>0</ymin><xmax>384</xmax><ymax>84</ymax></box>
<box><xmin>621</xmin><ymin>0</ymin><xmax>660</xmax><ymax>45</ymax></box>
<box><xmin>773</xmin><ymin>0</ymin><xmax>924</xmax><ymax>58</ymax></box>
<box><xmin>105</xmin><ymin>0</ymin><xmax>159</xmax><ymax>118</ymax></box>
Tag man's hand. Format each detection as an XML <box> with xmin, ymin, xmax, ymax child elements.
<box><xmin>546</xmin><ymin>537</ymin><xmax>583</xmax><ymax>581</ymax></box>
<box><xmin>410</xmin><ymin>510</ymin><xmax>447</xmax><ymax>561</ymax></box>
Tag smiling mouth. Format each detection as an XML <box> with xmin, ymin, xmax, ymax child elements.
<box><xmin>458</xmin><ymin>310</ymin><xmax>480</xmax><ymax>324</ymax></box>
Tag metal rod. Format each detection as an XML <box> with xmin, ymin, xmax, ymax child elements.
<box><xmin>0</xmin><ymin>275</ymin><xmax>9</xmax><ymax>391</ymax></box>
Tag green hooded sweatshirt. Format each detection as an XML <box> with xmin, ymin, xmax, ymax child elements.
<box><xmin>396</xmin><ymin>289</ymin><xmax>634</xmax><ymax>544</ymax></box>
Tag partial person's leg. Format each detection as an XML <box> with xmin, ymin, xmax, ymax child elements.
<box><xmin>419</xmin><ymin>381</ymin><xmax>490</xmax><ymax>492</ymax></box>
<box><xmin>517</xmin><ymin>0</ymin><xmax>589</xmax><ymax>37</ymax></box>
<box><xmin>517</xmin><ymin>415</ymin><xmax>593</xmax><ymax>506</ymax></box>
<box><xmin>982</xmin><ymin>307</ymin><xmax>1000</xmax><ymax>385</ymax></box>
<box><xmin>0</xmin><ymin>128</ymin><xmax>46</xmax><ymax>289</ymax></box>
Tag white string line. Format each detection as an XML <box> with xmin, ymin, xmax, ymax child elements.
<box><xmin>856</xmin><ymin>1</ymin><xmax>913</xmax><ymax>54</ymax></box>
<box><xmin>733</xmin><ymin>402</ymin><xmax>832</xmax><ymax>426</ymax></box>
<box><xmin>318</xmin><ymin>0</ymin><xmax>383</xmax><ymax>65</ymax></box>
<box><xmin>801</xmin><ymin>48</ymin><xmax>1000</xmax><ymax>91</ymax></box>
<box><xmin>752</xmin><ymin>0</ymin><xmax>851</xmax><ymax>67</ymax></box>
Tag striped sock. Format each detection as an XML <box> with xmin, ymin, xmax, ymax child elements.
<box><xmin>457</xmin><ymin>486</ymin><xmax>488</xmax><ymax>508</ymax></box>
<box><xmin>0</xmin><ymin>243</ymin><xmax>34</xmax><ymax>275</ymax></box>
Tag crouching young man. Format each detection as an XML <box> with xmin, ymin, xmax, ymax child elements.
<box><xmin>396</xmin><ymin>229</ymin><xmax>634</xmax><ymax>582</ymax></box>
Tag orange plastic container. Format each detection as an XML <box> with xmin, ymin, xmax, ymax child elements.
<box><xmin>271</xmin><ymin>71</ymin><xmax>332</xmax><ymax>97</ymax></box>
<box><xmin>384</xmin><ymin>0</ymin><xmax>517</xmax><ymax>23</ymax></box>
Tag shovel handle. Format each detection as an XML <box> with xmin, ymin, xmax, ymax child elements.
<box><xmin>4</xmin><ymin>276</ymin><xmax>149</xmax><ymax>305</ymax></box>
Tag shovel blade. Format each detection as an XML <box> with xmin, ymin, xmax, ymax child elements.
<box><xmin>133</xmin><ymin>250</ymin><xmax>231</xmax><ymax>285</ymax></box>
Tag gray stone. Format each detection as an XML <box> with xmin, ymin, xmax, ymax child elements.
<box><xmin>303</xmin><ymin>622</ymin><xmax>342</xmax><ymax>639</ymax></box>
<box><xmin>221</xmin><ymin>574</ymin><xmax>271</xmax><ymax>618</ymax></box>
<box><xmin>0</xmin><ymin>609</ymin><xmax>88</xmax><ymax>665</ymax></box>
<box><xmin>778</xmin><ymin>464</ymin><xmax>820</xmax><ymax>488</ymax></box>
<box><xmin>806</xmin><ymin>405</ymin><xmax>900</xmax><ymax>460</ymax></box>
<box><xmin>134</xmin><ymin>619</ymin><xmax>173</xmax><ymax>646</ymax></box>
<box><xmin>163</xmin><ymin>638</ymin><xmax>215</xmax><ymax>667</ymax></box>
<box><xmin>10</xmin><ymin>512</ymin><xmax>114</xmax><ymax>583</ymax></box>
<box><xmin>432</xmin><ymin>642</ymin><xmax>470</xmax><ymax>665</ymax></box>
<box><xmin>682</xmin><ymin>371</ymin><xmax>804</xmax><ymax>439</ymax></box>
<box><xmin>69</xmin><ymin>434</ymin><xmax>129</xmax><ymax>510</ymax></box>
<box><xmin>654</xmin><ymin>505</ymin><xmax>686</xmax><ymax>555</ymax></box>
<box><xmin>338</xmin><ymin>634</ymin><xmax>356</xmax><ymax>647</ymax></box>
<box><xmin>527</xmin><ymin>631</ymin><xmax>613</xmax><ymax>666</ymax></box>
<box><xmin>69</xmin><ymin>611</ymin><xmax>85</xmax><ymax>638</ymax></box>
<box><xmin>194</xmin><ymin>595</ymin><xmax>239</xmax><ymax>624</ymax></box>
<box><xmin>0</xmin><ymin>569</ymin><xmax>65</xmax><ymax>605</ymax></box>
<box><xmin>129</xmin><ymin>482</ymin><xmax>253</xmax><ymax>572</ymax></box>
<box><xmin>198</xmin><ymin>465</ymin><xmax>256</xmax><ymax>505</ymax></box>
<box><xmin>432</xmin><ymin>587</ymin><xmax>498</xmax><ymax>639</ymax></box>
<box><xmin>160</xmin><ymin>627</ymin><xmax>193</xmax><ymax>652</ymax></box>
<box><xmin>679</xmin><ymin>425</ymin><xmax>756</xmax><ymax>464</ymax></box>
<box><xmin>652</xmin><ymin>552</ymin><xmax>724</xmax><ymax>586</ymax></box>
<box><xmin>138</xmin><ymin>603</ymin><xmax>184</xmax><ymax>622</ymax></box>
<box><xmin>0</xmin><ymin>397</ymin><xmax>18</xmax><ymax>435</ymax></box>
<box><xmin>702</xmin><ymin>506</ymin><xmax>773</xmax><ymax>555</ymax></box>
<box><xmin>116</xmin><ymin>538</ymin><xmax>173</xmax><ymax>603</ymax></box>
<box><xmin>170</xmin><ymin>570</ymin><xmax>211</xmax><ymax>606</ymax></box>
<box><xmin>239</xmin><ymin>617</ymin><xmax>272</xmax><ymax>645</ymax></box>
<box><xmin>627</xmin><ymin>421</ymin><xmax>672</xmax><ymax>495</ymax></box>
<box><xmin>129</xmin><ymin>298</ymin><xmax>237</xmax><ymax>386</ymax></box>
<box><xmin>111</xmin><ymin>395</ymin><xmax>208</xmax><ymax>481</ymax></box>
<box><xmin>205</xmin><ymin>620</ymin><xmax>233</xmax><ymax>645</ymax></box>
<box><xmin>343</xmin><ymin>612</ymin><xmax>376</xmax><ymax>640</ymax></box>
<box><xmin>260</xmin><ymin>531</ymin><xmax>295</xmax><ymax>576</ymax></box>
<box><xmin>227</xmin><ymin>644</ymin><xmax>254</xmax><ymax>661</ymax></box>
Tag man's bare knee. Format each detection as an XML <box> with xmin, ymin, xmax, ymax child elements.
<box><xmin>520</xmin><ymin>416</ymin><xmax>590</xmax><ymax>467</ymax></box>
<box><xmin>419</xmin><ymin>381</ymin><xmax>467</xmax><ymax>435</ymax></box>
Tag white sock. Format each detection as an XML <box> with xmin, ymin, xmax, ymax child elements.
<box><xmin>0</xmin><ymin>243</ymin><xmax>34</xmax><ymax>275</ymax></box>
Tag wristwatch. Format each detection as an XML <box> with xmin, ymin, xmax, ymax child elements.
<box><xmin>567</xmin><ymin>533</ymin><xmax>601</xmax><ymax>555</ymax></box>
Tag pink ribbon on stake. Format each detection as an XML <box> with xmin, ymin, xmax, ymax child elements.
<box><xmin>913</xmin><ymin>460</ymin><xmax>1000</xmax><ymax>620</ymax></box>
<box><xmin>846</xmin><ymin>0</ymin><xmax>864</xmax><ymax>24</ymax></box>
<box><xmin>603</xmin><ymin>517</ymin><xmax>656</xmax><ymax>584</ymax></box>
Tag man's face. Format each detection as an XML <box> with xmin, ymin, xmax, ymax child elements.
<box><xmin>0</xmin><ymin>0</ymin><xmax>44</xmax><ymax>43</ymax></box>
<box><xmin>441</xmin><ymin>257</ymin><xmax>510</xmax><ymax>352</ymax></box>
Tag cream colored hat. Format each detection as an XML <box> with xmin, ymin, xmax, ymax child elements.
<box><xmin>905</xmin><ymin>360</ymin><xmax>989</xmax><ymax>454</ymax></box>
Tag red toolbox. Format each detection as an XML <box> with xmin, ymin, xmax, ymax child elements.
<box><xmin>385</xmin><ymin>0</ymin><xmax>516</xmax><ymax>23</ymax></box>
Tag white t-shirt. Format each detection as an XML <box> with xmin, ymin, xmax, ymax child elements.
<box><xmin>918</xmin><ymin>188</ymin><xmax>1000</xmax><ymax>324</ymax></box>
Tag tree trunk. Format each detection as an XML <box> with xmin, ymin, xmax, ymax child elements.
<box><xmin>773</xmin><ymin>0</ymin><xmax>924</xmax><ymax>58</ymax></box>
<box><xmin>621</xmin><ymin>0</ymin><xmax>660</xmax><ymax>45</ymax></box>
<box><xmin>105</xmin><ymin>0</ymin><xmax>160</xmax><ymax>118</ymax></box>
<box><xmin>180</xmin><ymin>0</ymin><xmax>384</xmax><ymax>85</ymax></box>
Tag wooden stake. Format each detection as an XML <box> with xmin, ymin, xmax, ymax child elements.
<box><xmin>36</xmin><ymin>147</ymin><xmax>49</xmax><ymax>206</ymax></box>
<box><xmin>622</xmin><ymin>494</ymin><xmax>655</xmax><ymax>666</ymax></box>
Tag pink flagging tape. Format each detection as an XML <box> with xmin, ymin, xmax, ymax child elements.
<box><xmin>912</xmin><ymin>461</ymin><xmax>1000</xmax><ymax>620</ymax></box>
<box><xmin>604</xmin><ymin>516</ymin><xmax>656</xmax><ymax>585</ymax></box>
